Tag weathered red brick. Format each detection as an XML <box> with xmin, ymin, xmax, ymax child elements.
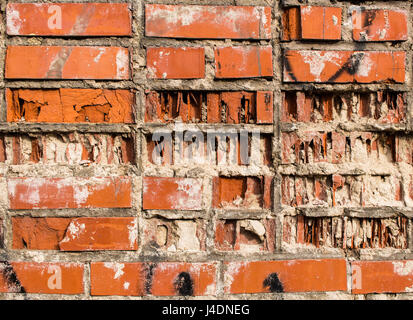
<box><xmin>6</xmin><ymin>88</ymin><xmax>134</xmax><ymax>123</ymax></box>
<box><xmin>212</xmin><ymin>176</ymin><xmax>272</xmax><ymax>209</ymax></box>
<box><xmin>90</xmin><ymin>262</ymin><xmax>216</xmax><ymax>296</ymax></box>
<box><xmin>12</xmin><ymin>217</ymin><xmax>137</xmax><ymax>251</ymax></box>
<box><xmin>143</xmin><ymin>177</ymin><xmax>203</xmax><ymax>210</ymax></box>
<box><xmin>352</xmin><ymin>9</ymin><xmax>408</xmax><ymax>42</ymax></box>
<box><xmin>0</xmin><ymin>262</ymin><xmax>83</xmax><ymax>294</ymax></box>
<box><xmin>5</xmin><ymin>46</ymin><xmax>130</xmax><ymax>79</ymax></box>
<box><xmin>145</xmin><ymin>4</ymin><xmax>271</xmax><ymax>39</ymax></box>
<box><xmin>283</xmin><ymin>216</ymin><xmax>408</xmax><ymax>249</ymax></box>
<box><xmin>8</xmin><ymin>177</ymin><xmax>132</xmax><ymax>209</ymax></box>
<box><xmin>256</xmin><ymin>91</ymin><xmax>273</xmax><ymax>124</ymax></box>
<box><xmin>91</xmin><ymin>262</ymin><xmax>145</xmax><ymax>296</ymax></box>
<box><xmin>146</xmin><ymin>47</ymin><xmax>205</xmax><ymax>79</ymax></box>
<box><xmin>150</xmin><ymin>262</ymin><xmax>216</xmax><ymax>296</ymax></box>
<box><xmin>225</xmin><ymin>259</ymin><xmax>347</xmax><ymax>293</ymax></box>
<box><xmin>283</xmin><ymin>6</ymin><xmax>342</xmax><ymax>40</ymax></box>
<box><xmin>352</xmin><ymin>261</ymin><xmax>413</xmax><ymax>294</ymax></box>
<box><xmin>284</xmin><ymin>50</ymin><xmax>405</xmax><ymax>83</ymax></box>
<box><xmin>215</xmin><ymin>46</ymin><xmax>273</xmax><ymax>78</ymax></box>
<box><xmin>282</xmin><ymin>91</ymin><xmax>406</xmax><ymax>124</ymax></box>
<box><xmin>6</xmin><ymin>3</ymin><xmax>131</xmax><ymax>36</ymax></box>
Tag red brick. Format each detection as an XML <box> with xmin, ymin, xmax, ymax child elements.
<box><xmin>12</xmin><ymin>217</ymin><xmax>137</xmax><ymax>251</ymax></box>
<box><xmin>146</xmin><ymin>47</ymin><xmax>205</xmax><ymax>79</ymax></box>
<box><xmin>5</xmin><ymin>46</ymin><xmax>130</xmax><ymax>79</ymax></box>
<box><xmin>352</xmin><ymin>9</ymin><xmax>408</xmax><ymax>42</ymax></box>
<box><xmin>352</xmin><ymin>261</ymin><xmax>413</xmax><ymax>294</ymax></box>
<box><xmin>8</xmin><ymin>177</ymin><xmax>132</xmax><ymax>209</ymax></box>
<box><xmin>150</xmin><ymin>262</ymin><xmax>216</xmax><ymax>296</ymax></box>
<box><xmin>256</xmin><ymin>91</ymin><xmax>273</xmax><ymax>124</ymax></box>
<box><xmin>0</xmin><ymin>262</ymin><xmax>83</xmax><ymax>294</ymax></box>
<box><xmin>283</xmin><ymin>6</ymin><xmax>341</xmax><ymax>40</ymax></box>
<box><xmin>145</xmin><ymin>4</ymin><xmax>271</xmax><ymax>39</ymax></box>
<box><xmin>143</xmin><ymin>177</ymin><xmax>203</xmax><ymax>210</ymax></box>
<box><xmin>6</xmin><ymin>3</ymin><xmax>131</xmax><ymax>36</ymax></box>
<box><xmin>6</xmin><ymin>88</ymin><xmax>134</xmax><ymax>123</ymax></box>
<box><xmin>284</xmin><ymin>50</ymin><xmax>405</xmax><ymax>83</ymax></box>
<box><xmin>282</xmin><ymin>91</ymin><xmax>406</xmax><ymax>124</ymax></box>
<box><xmin>225</xmin><ymin>259</ymin><xmax>347</xmax><ymax>293</ymax></box>
<box><xmin>91</xmin><ymin>262</ymin><xmax>145</xmax><ymax>296</ymax></box>
<box><xmin>212</xmin><ymin>176</ymin><xmax>272</xmax><ymax>209</ymax></box>
<box><xmin>90</xmin><ymin>262</ymin><xmax>216</xmax><ymax>296</ymax></box>
<box><xmin>282</xmin><ymin>7</ymin><xmax>300</xmax><ymax>41</ymax></box>
<box><xmin>145</xmin><ymin>91</ymin><xmax>273</xmax><ymax>124</ymax></box>
<box><xmin>215</xmin><ymin>46</ymin><xmax>273</xmax><ymax>79</ymax></box>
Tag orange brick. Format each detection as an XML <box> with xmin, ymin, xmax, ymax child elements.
<box><xmin>5</xmin><ymin>46</ymin><xmax>130</xmax><ymax>79</ymax></box>
<box><xmin>352</xmin><ymin>9</ymin><xmax>408</xmax><ymax>42</ymax></box>
<box><xmin>215</xmin><ymin>46</ymin><xmax>273</xmax><ymax>78</ymax></box>
<box><xmin>90</xmin><ymin>262</ymin><xmax>216</xmax><ymax>296</ymax></box>
<box><xmin>212</xmin><ymin>176</ymin><xmax>272</xmax><ymax>209</ymax></box>
<box><xmin>283</xmin><ymin>6</ymin><xmax>341</xmax><ymax>40</ymax></box>
<box><xmin>225</xmin><ymin>259</ymin><xmax>347</xmax><ymax>294</ymax></box>
<box><xmin>143</xmin><ymin>177</ymin><xmax>203</xmax><ymax>210</ymax></box>
<box><xmin>91</xmin><ymin>262</ymin><xmax>146</xmax><ymax>296</ymax></box>
<box><xmin>6</xmin><ymin>88</ymin><xmax>134</xmax><ymax>123</ymax></box>
<box><xmin>12</xmin><ymin>217</ymin><xmax>137</xmax><ymax>251</ymax></box>
<box><xmin>0</xmin><ymin>262</ymin><xmax>83</xmax><ymax>294</ymax></box>
<box><xmin>146</xmin><ymin>47</ymin><xmax>205</xmax><ymax>79</ymax></box>
<box><xmin>6</xmin><ymin>3</ymin><xmax>131</xmax><ymax>36</ymax></box>
<box><xmin>256</xmin><ymin>91</ymin><xmax>273</xmax><ymax>124</ymax></box>
<box><xmin>8</xmin><ymin>177</ymin><xmax>132</xmax><ymax>209</ymax></box>
<box><xmin>283</xmin><ymin>50</ymin><xmax>405</xmax><ymax>83</ymax></box>
<box><xmin>352</xmin><ymin>261</ymin><xmax>413</xmax><ymax>294</ymax></box>
<box><xmin>145</xmin><ymin>4</ymin><xmax>271</xmax><ymax>39</ymax></box>
<box><xmin>150</xmin><ymin>262</ymin><xmax>216</xmax><ymax>296</ymax></box>
<box><xmin>301</xmin><ymin>6</ymin><xmax>341</xmax><ymax>40</ymax></box>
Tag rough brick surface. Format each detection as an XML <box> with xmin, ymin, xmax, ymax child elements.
<box><xmin>215</xmin><ymin>46</ymin><xmax>273</xmax><ymax>78</ymax></box>
<box><xmin>1</xmin><ymin>0</ymin><xmax>413</xmax><ymax>301</ymax></box>
<box><xmin>7</xmin><ymin>89</ymin><xmax>134</xmax><ymax>123</ymax></box>
<box><xmin>146</xmin><ymin>47</ymin><xmax>205</xmax><ymax>79</ymax></box>
<box><xmin>0</xmin><ymin>262</ymin><xmax>84</xmax><ymax>294</ymax></box>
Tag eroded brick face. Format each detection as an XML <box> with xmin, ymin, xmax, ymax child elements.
<box><xmin>1</xmin><ymin>0</ymin><xmax>412</xmax><ymax>300</ymax></box>
<box><xmin>283</xmin><ymin>216</ymin><xmax>408</xmax><ymax>250</ymax></box>
<box><xmin>7</xmin><ymin>89</ymin><xmax>134</xmax><ymax>123</ymax></box>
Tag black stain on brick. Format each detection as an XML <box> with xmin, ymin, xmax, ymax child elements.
<box><xmin>327</xmin><ymin>52</ymin><xmax>365</xmax><ymax>83</ymax></box>
<box><xmin>263</xmin><ymin>273</ymin><xmax>284</xmax><ymax>293</ymax></box>
<box><xmin>174</xmin><ymin>271</ymin><xmax>194</xmax><ymax>296</ymax></box>
<box><xmin>1</xmin><ymin>261</ymin><xmax>26</xmax><ymax>293</ymax></box>
<box><xmin>144</xmin><ymin>262</ymin><xmax>157</xmax><ymax>295</ymax></box>
<box><xmin>283</xmin><ymin>53</ymin><xmax>298</xmax><ymax>82</ymax></box>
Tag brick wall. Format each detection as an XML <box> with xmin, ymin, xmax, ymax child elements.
<box><xmin>0</xmin><ymin>0</ymin><xmax>412</xmax><ymax>300</ymax></box>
